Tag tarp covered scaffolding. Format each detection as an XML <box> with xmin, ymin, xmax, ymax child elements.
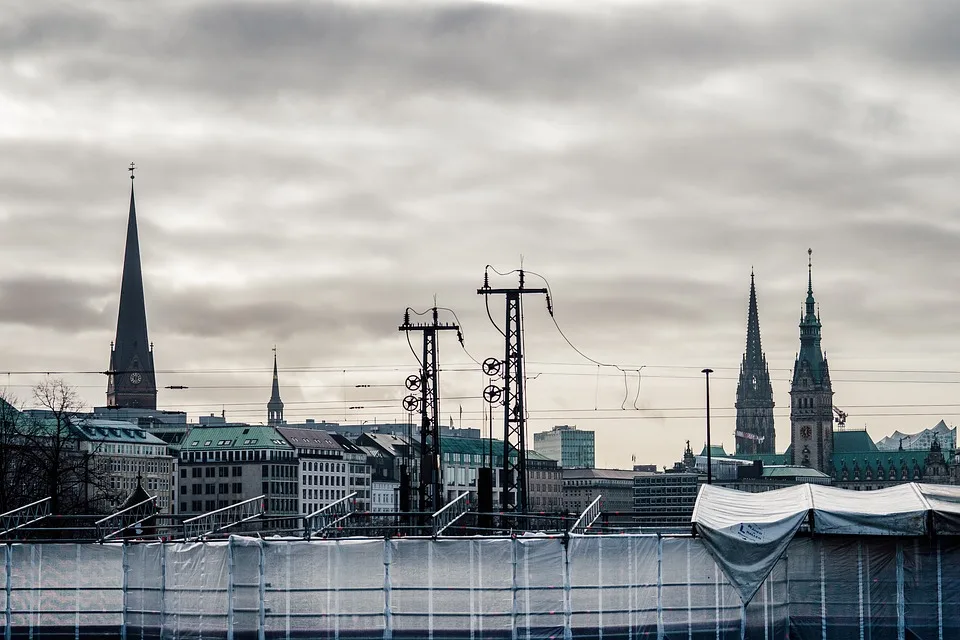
<box><xmin>5</xmin><ymin>482</ymin><xmax>960</xmax><ymax>639</ymax></box>
<box><xmin>3</xmin><ymin>535</ymin><xmax>779</xmax><ymax>640</ymax></box>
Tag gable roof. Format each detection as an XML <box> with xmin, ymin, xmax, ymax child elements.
<box><xmin>276</xmin><ymin>427</ymin><xmax>342</xmax><ymax>452</ymax></box>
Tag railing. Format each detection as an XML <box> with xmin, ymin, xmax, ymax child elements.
<box><xmin>432</xmin><ymin>492</ymin><xmax>470</xmax><ymax>536</ymax></box>
<box><xmin>182</xmin><ymin>495</ymin><xmax>265</xmax><ymax>541</ymax></box>
<box><xmin>304</xmin><ymin>492</ymin><xmax>357</xmax><ymax>539</ymax></box>
<box><xmin>0</xmin><ymin>497</ymin><xmax>52</xmax><ymax>537</ymax></box>
<box><xmin>95</xmin><ymin>495</ymin><xmax>159</xmax><ymax>542</ymax></box>
<box><xmin>569</xmin><ymin>495</ymin><xmax>603</xmax><ymax>535</ymax></box>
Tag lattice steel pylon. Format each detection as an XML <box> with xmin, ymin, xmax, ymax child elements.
<box><xmin>399</xmin><ymin>307</ymin><xmax>461</xmax><ymax>513</ymax></box>
<box><xmin>478</xmin><ymin>269</ymin><xmax>547</xmax><ymax>514</ymax></box>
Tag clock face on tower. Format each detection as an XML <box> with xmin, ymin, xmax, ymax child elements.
<box><xmin>800</xmin><ymin>425</ymin><xmax>812</xmax><ymax>439</ymax></box>
<box><xmin>129</xmin><ymin>372</ymin><xmax>142</xmax><ymax>385</ymax></box>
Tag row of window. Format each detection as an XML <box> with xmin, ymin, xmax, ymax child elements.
<box><xmin>302</xmin><ymin>488</ymin><xmax>347</xmax><ymax>501</ymax></box>
<box><xmin>302</xmin><ymin>474</ymin><xmax>344</xmax><ymax>486</ymax></box>
<box><xmin>181</xmin><ymin>449</ymin><xmax>294</xmax><ymax>463</ymax></box>
<box><xmin>183</xmin><ymin>482</ymin><xmax>244</xmax><ymax>495</ymax></box>
<box><xmin>303</xmin><ymin>461</ymin><xmax>344</xmax><ymax>473</ymax></box>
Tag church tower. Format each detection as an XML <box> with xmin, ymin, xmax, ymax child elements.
<box><xmin>107</xmin><ymin>165</ymin><xmax>158</xmax><ymax>410</ymax></box>
<box><xmin>789</xmin><ymin>249</ymin><xmax>834</xmax><ymax>472</ymax></box>
<box><xmin>735</xmin><ymin>271</ymin><xmax>775</xmax><ymax>455</ymax></box>
<box><xmin>267</xmin><ymin>349</ymin><xmax>284</xmax><ymax>425</ymax></box>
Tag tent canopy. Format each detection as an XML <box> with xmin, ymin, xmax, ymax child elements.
<box><xmin>693</xmin><ymin>482</ymin><xmax>960</xmax><ymax>537</ymax></box>
<box><xmin>690</xmin><ymin>482</ymin><xmax>960</xmax><ymax>605</ymax></box>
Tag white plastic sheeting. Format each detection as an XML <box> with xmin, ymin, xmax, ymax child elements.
<box><xmin>3</xmin><ymin>535</ymin><xmax>787</xmax><ymax>640</ymax></box>
<box><xmin>6</xmin><ymin>534</ymin><xmax>960</xmax><ymax>639</ymax></box>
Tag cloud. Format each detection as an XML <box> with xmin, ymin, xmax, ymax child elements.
<box><xmin>1</xmin><ymin>0</ymin><xmax>960</xmax><ymax>466</ymax></box>
<box><xmin>0</xmin><ymin>275</ymin><xmax>112</xmax><ymax>332</ymax></box>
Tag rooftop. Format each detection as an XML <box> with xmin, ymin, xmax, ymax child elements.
<box><xmin>181</xmin><ymin>425</ymin><xmax>292</xmax><ymax>451</ymax></box>
<box><xmin>276</xmin><ymin>427</ymin><xmax>342</xmax><ymax>451</ymax></box>
<box><xmin>72</xmin><ymin>418</ymin><xmax>167</xmax><ymax>446</ymax></box>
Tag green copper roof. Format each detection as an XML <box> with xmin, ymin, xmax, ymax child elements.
<box><xmin>181</xmin><ymin>425</ymin><xmax>292</xmax><ymax>450</ymax></box>
<box><xmin>833</xmin><ymin>430</ymin><xmax>879</xmax><ymax>454</ymax></box>
<box><xmin>833</xmin><ymin>451</ymin><xmax>928</xmax><ymax>480</ymax></box>
<box><xmin>442</xmin><ymin>435</ymin><xmax>558</xmax><ymax>466</ymax></box>
<box><xmin>699</xmin><ymin>445</ymin><xmax>730</xmax><ymax>458</ymax></box>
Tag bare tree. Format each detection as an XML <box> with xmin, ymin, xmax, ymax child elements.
<box><xmin>0</xmin><ymin>392</ymin><xmax>35</xmax><ymax>513</ymax></box>
<box><xmin>5</xmin><ymin>378</ymin><xmax>119</xmax><ymax>517</ymax></box>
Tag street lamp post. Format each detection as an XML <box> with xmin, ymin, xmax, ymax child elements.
<box><xmin>701</xmin><ymin>369</ymin><xmax>714</xmax><ymax>485</ymax></box>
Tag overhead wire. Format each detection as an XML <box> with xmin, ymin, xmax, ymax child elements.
<box><xmin>521</xmin><ymin>268</ymin><xmax>646</xmax><ymax>411</ymax></box>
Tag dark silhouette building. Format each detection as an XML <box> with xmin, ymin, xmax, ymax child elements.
<box><xmin>107</xmin><ymin>168</ymin><xmax>157</xmax><ymax>410</ymax></box>
<box><xmin>267</xmin><ymin>350</ymin><xmax>284</xmax><ymax>425</ymax></box>
<box><xmin>789</xmin><ymin>250</ymin><xmax>834</xmax><ymax>472</ymax></box>
<box><xmin>735</xmin><ymin>271</ymin><xmax>776</xmax><ymax>455</ymax></box>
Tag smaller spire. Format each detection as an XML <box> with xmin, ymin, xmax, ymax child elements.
<box><xmin>268</xmin><ymin>346</ymin><xmax>284</xmax><ymax>425</ymax></box>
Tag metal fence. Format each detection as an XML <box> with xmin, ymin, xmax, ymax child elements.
<box><xmin>3</xmin><ymin>534</ymin><xmax>954</xmax><ymax>639</ymax></box>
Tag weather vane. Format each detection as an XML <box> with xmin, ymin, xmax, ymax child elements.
<box><xmin>129</xmin><ymin>162</ymin><xmax>136</xmax><ymax>180</ymax></box>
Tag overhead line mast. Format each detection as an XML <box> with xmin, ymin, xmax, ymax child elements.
<box><xmin>399</xmin><ymin>307</ymin><xmax>462</xmax><ymax>513</ymax></box>
<box><xmin>478</xmin><ymin>269</ymin><xmax>547</xmax><ymax>515</ymax></box>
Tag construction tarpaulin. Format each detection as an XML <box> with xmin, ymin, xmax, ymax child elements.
<box><xmin>692</xmin><ymin>482</ymin><xmax>960</xmax><ymax>604</ymax></box>
<box><xmin>691</xmin><ymin>484</ymin><xmax>810</xmax><ymax>604</ymax></box>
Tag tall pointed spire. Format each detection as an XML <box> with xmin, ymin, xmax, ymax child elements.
<box><xmin>267</xmin><ymin>347</ymin><xmax>284</xmax><ymax>425</ymax></box>
<box><xmin>735</xmin><ymin>270</ymin><xmax>775</xmax><ymax>455</ymax></box>
<box><xmin>797</xmin><ymin>248</ymin><xmax>824</xmax><ymax>381</ymax></box>
<box><xmin>744</xmin><ymin>269</ymin><xmax>763</xmax><ymax>366</ymax></box>
<box><xmin>107</xmin><ymin>164</ymin><xmax>157</xmax><ymax>410</ymax></box>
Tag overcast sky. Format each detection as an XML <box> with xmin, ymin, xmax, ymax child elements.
<box><xmin>3</xmin><ymin>0</ymin><xmax>960</xmax><ymax>468</ymax></box>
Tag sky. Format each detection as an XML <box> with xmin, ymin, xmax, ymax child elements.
<box><xmin>2</xmin><ymin>0</ymin><xmax>960</xmax><ymax>469</ymax></box>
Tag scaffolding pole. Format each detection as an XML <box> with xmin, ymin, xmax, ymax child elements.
<box><xmin>304</xmin><ymin>492</ymin><xmax>358</xmax><ymax>540</ymax></box>
<box><xmin>0</xmin><ymin>497</ymin><xmax>51</xmax><ymax>537</ymax></box>
<box><xmin>182</xmin><ymin>495</ymin><xmax>265</xmax><ymax>541</ymax></box>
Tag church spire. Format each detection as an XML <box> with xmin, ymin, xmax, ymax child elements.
<box><xmin>744</xmin><ymin>269</ymin><xmax>763</xmax><ymax>366</ymax></box>
<box><xmin>735</xmin><ymin>270</ymin><xmax>775</xmax><ymax>455</ymax></box>
<box><xmin>267</xmin><ymin>347</ymin><xmax>284</xmax><ymax>425</ymax></box>
<box><xmin>107</xmin><ymin>164</ymin><xmax>157</xmax><ymax>410</ymax></box>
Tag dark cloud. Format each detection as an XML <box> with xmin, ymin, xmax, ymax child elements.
<box><xmin>1</xmin><ymin>0</ymin><xmax>960</xmax><ymax>466</ymax></box>
<box><xmin>0</xmin><ymin>275</ymin><xmax>112</xmax><ymax>332</ymax></box>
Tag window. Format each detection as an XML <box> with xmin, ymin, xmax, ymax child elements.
<box><xmin>192</xmin><ymin>484</ymin><xmax>201</xmax><ymax>495</ymax></box>
<box><xmin>192</xmin><ymin>468</ymin><xmax>202</xmax><ymax>478</ymax></box>
<box><xmin>180</xmin><ymin>468</ymin><xmax>187</xmax><ymax>478</ymax></box>
<box><xmin>191</xmin><ymin>441</ymin><xmax>199</xmax><ymax>446</ymax></box>
<box><xmin>203</xmin><ymin>440</ymin><xmax>212</xmax><ymax>446</ymax></box>
<box><xmin>205</xmin><ymin>467</ymin><xmax>215</xmax><ymax>478</ymax></box>
<box><xmin>219</xmin><ymin>483</ymin><xmax>229</xmax><ymax>494</ymax></box>
<box><xmin>180</xmin><ymin>485</ymin><xmax>187</xmax><ymax>494</ymax></box>
<box><xmin>205</xmin><ymin>485</ymin><xmax>216</xmax><ymax>495</ymax></box>
<box><xmin>191</xmin><ymin>500</ymin><xmax>202</xmax><ymax>512</ymax></box>
<box><xmin>205</xmin><ymin>500</ymin><xmax>216</xmax><ymax>511</ymax></box>
<box><xmin>232</xmin><ymin>466</ymin><xmax>242</xmax><ymax>477</ymax></box>
<box><xmin>219</xmin><ymin>467</ymin><xmax>229</xmax><ymax>477</ymax></box>
<box><xmin>232</xmin><ymin>482</ymin><xmax>242</xmax><ymax>493</ymax></box>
